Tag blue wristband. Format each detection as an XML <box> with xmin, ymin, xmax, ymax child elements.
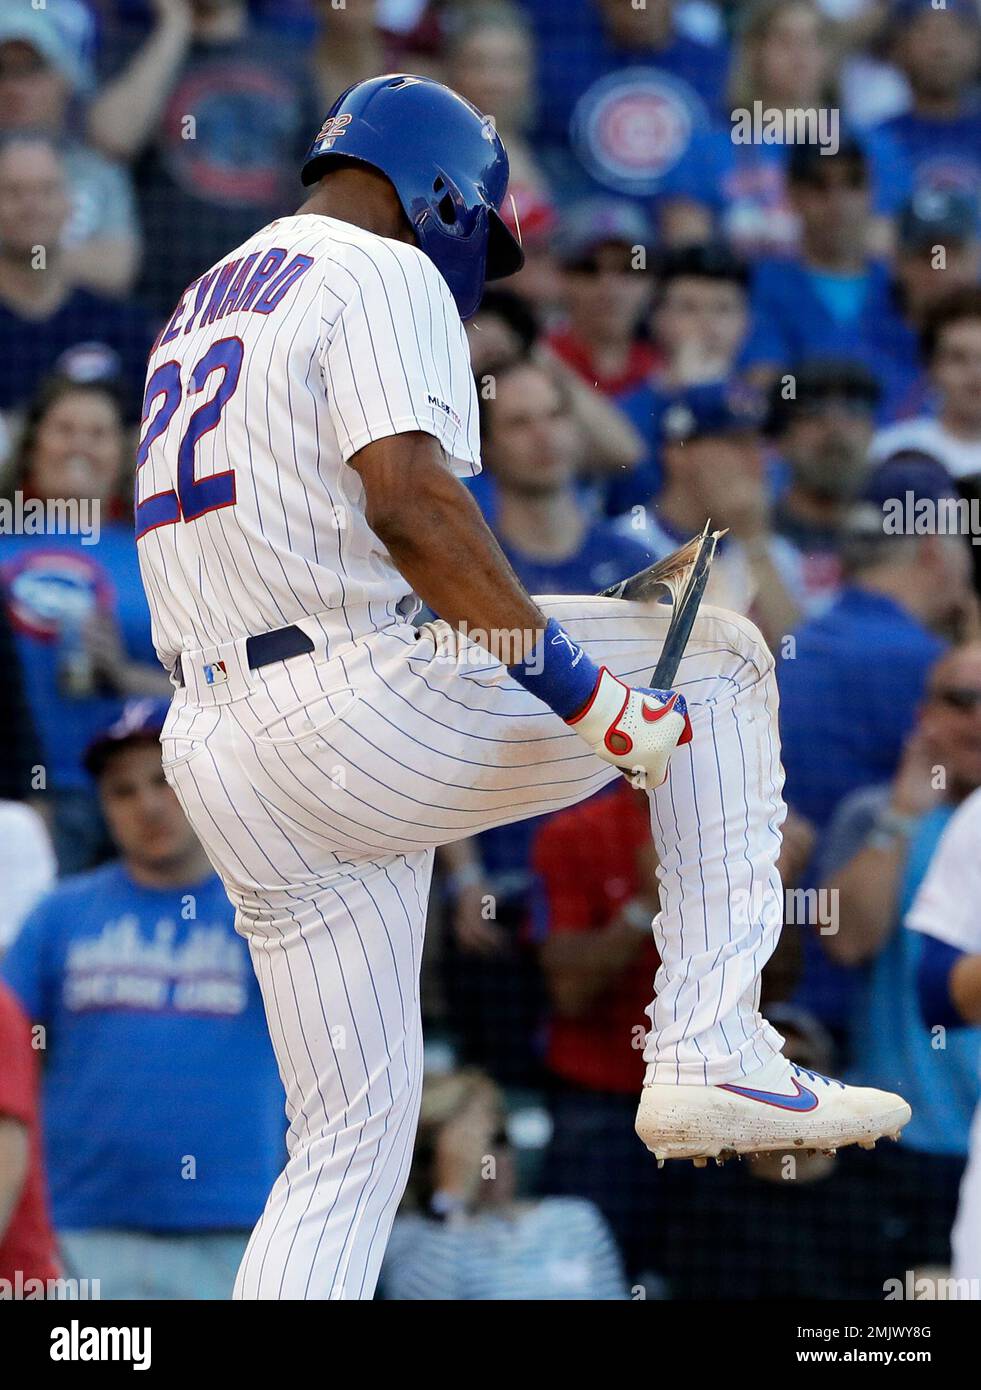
<box><xmin>509</xmin><ymin>617</ymin><xmax>601</xmax><ymax>720</ymax></box>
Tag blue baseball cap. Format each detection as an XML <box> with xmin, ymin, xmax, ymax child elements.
<box><xmin>554</xmin><ymin>199</ymin><xmax>653</xmax><ymax>267</ymax></box>
<box><xmin>659</xmin><ymin>382</ymin><xmax>766</xmax><ymax>445</ymax></box>
<box><xmin>83</xmin><ymin>698</ymin><xmax>170</xmax><ymax>778</ymax></box>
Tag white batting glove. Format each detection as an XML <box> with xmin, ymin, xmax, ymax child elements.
<box><xmin>566</xmin><ymin>668</ymin><xmax>692</xmax><ymax>788</ymax></box>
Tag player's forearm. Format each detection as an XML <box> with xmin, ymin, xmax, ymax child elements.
<box><xmin>950</xmin><ymin>954</ymin><xmax>981</xmax><ymax>1024</ymax></box>
<box><xmin>360</xmin><ymin>440</ymin><xmax>545</xmax><ymax>663</ymax></box>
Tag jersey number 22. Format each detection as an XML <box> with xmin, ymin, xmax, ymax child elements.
<box><xmin>135</xmin><ymin>336</ymin><xmax>243</xmax><ymax>541</ymax></box>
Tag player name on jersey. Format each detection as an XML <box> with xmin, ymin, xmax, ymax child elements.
<box><xmin>152</xmin><ymin>246</ymin><xmax>315</xmax><ymax>352</ymax></box>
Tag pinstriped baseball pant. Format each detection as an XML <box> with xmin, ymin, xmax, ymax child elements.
<box><xmin>160</xmin><ymin>595</ymin><xmax>787</xmax><ymax>1300</ymax></box>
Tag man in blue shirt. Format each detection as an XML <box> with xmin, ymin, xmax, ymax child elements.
<box><xmin>745</xmin><ymin>140</ymin><xmax>919</xmax><ymax>421</ymax></box>
<box><xmin>778</xmin><ymin>459</ymin><xmax>972</xmax><ymax>1031</ymax></box>
<box><xmin>779</xmin><ymin>463</ymin><xmax>971</xmax><ymax>832</ymax></box>
<box><xmin>1</xmin><ymin>700</ymin><xmax>286</xmax><ymax>1299</ymax></box>
<box><xmin>869</xmin><ymin>0</ymin><xmax>981</xmax><ymax>217</ymax></box>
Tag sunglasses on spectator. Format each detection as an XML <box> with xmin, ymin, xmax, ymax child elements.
<box><xmin>934</xmin><ymin>687</ymin><xmax>981</xmax><ymax>711</ymax></box>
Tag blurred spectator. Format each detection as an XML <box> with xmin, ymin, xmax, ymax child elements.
<box><xmin>1</xmin><ymin>700</ymin><xmax>286</xmax><ymax>1301</ymax></box>
<box><xmin>831</xmin><ymin>0</ymin><xmax>912</xmax><ymax>130</ymax></box>
<box><xmin>548</xmin><ymin>200</ymin><xmax>659</xmax><ymax>395</ymax></box>
<box><xmin>0</xmin><ymin>1</ymin><xmax>140</xmax><ymax>296</ymax></box>
<box><xmin>481</xmin><ymin>356</ymin><xmax>652</xmax><ymax>605</ymax></box>
<box><xmin>872</xmin><ymin>289</ymin><xmax>981</xmax><ymax>482</ymax></box>
<box><xmin>439</xmin><ymin>355</ymin><xmax>651</xmax><ymax>1083</ymax></box>
<box><xmin>0</xmin><ymin>980</ymin><xmax>59</xmax><ymax>1297</ymax></box>
<box><xmin>0</xmin><ymin>376</ymin><xmax>170</xmax><ymax>874</ymax></box>
<box><xmin>465</xmin><ymin>311</ymin><xmax>647</xmax><ymax>524</ymax></box>
<box><xmin>816</xmin><ymin>643</ymin><xmax>981</xmax><ymax>1292</ymax></box>
<box><xmin>766</xmin><ymin>358</ymin><xmax>881</xmax><ymax>612</ymax></box>
<box><xmin>869</xmin><ymin>0</ymin><xmax>981</xmax><ymax>212</ymax></box>
<box><xmin>610</xmin><ymin>241</ymin><xmax>753</xmax><ymax>508</ymax></box>
<box><xmin>381</xmin><ymin>1068</ymin><xmax>627</xmax><ymax>1299</ymax></box>
<box><xmin>613</xmin><ymin>383</ymin><xmax>804</xmax><ymax>646</ymax></box>
<box><xmin>778</xmin><ymin>462</ymin><xmax>973</xmax><ymax>835</ymax></box>
<box><xmin>745</xmin><ymin>139</ymin><xmax>919</xmax><ymax>419</ymax></box>
<box><xmin>0</xmin><ymin>133</ymin><xmax>154</xmax><ymax>419</ymax></box>
<box><xmin>662</xmin><ymin>0</ymin><xmax>839</xmax><ymax>255</ymax></box>
<box><xmin>444</xmin><ymin>4</ymin><xmax>552</xmax><ymax>216</ymax></box>
<box><xmin>88</xmin><ymin>0</ymin><xmax>318</xmax><ymax>321</ymax></box>
<box><xmin>523</xmin><ymin>0</ymin><xmax>728</xmax><ymax>203</ymax></box>
<box><xmin>892</xmin><ymin>190</ymin><xmax>981</xmax><ymax>336</ymax></box>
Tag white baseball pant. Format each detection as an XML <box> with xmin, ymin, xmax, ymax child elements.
<box><xmin>160</xmin><ymin>595</ymin><xmax>787</xmax><ymax>1299</ymax></box>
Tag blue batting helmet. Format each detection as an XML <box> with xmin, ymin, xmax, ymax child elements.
<box><xmin>301</xmin><ymin>74</ymin><xmax>524</xmax><ymax>319</ymax></box>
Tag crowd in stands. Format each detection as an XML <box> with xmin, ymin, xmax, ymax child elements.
<box><xmin>1</xmin><ymin>0</ymin><xmax>981</xmax><ymax>1300</ymax></box>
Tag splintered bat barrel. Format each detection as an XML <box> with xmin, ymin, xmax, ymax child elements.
<box><xmin>598</xmin><ymin>521</ymin><xmax>723</xmax><ymax>690</ymax></box>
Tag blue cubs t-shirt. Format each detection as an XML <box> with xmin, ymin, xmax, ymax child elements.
<box><xmin>744</xmin><ymin>257</ymin><xmax>920</xmax><ymax>422</ymax></box>
<box><xmin>521</xmin><ymin>0</ymin><xmax>728</xmax><ymax>203</ymax></box>
<box><xmin>0</xmin><ymin>525</ymin><xmax>158</xmax><ymax>790</ymax></box>
<box><xmin>868</xmin><ymin>108</ymin><xmax>981</xmax><ymax>212</ymax></box>
<box><xmin>1</xmin><ymin>863</ymin><xmax>285</xmax><ymax>1230</ymax></box>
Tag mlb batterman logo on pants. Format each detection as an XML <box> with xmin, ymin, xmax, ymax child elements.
<box><xmin>133</xmin><ymin>73</ymin><xmax>911</xmax><ymax>1300</ymax></box>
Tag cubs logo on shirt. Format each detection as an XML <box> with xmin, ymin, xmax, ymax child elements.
<box><xmin>2</xmin><ymin>549</ymin><xmax>111</xmax><ymax>641</ymax></box>
<box><xmin>571</xmin><ymin>68</ymin><xmax>708</xmax><ymax>198</ymax></box>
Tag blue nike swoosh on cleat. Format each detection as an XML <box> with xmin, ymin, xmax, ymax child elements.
<box><xmin>717</xmin><ymin>1078</ymin><xmax>819</xmax><ymax>1112</ymax></box>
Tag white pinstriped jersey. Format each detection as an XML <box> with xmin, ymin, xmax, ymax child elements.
<box><xmin>135</xmin><ymin>214</ymin><xmax>480</xmax><ymax>669</ymax></box>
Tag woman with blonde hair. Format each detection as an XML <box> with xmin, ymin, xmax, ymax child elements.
<box><xmin>380</xmin><ymin>1067</ymin><xmax>627</xmax><ymax>1300</ymax></box>
<box><xmin>661</xmin><ymin>0</ymin><xmax>895</xmax><ymax>257</ymax></box>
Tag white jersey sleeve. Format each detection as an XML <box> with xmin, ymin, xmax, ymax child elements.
<box><xmin>906</xmin><ymin>787</ymin><xmax>981</xmax><ymax>952</ymax></box>
<box><xmin>319</xmin><ymin>236</ymin><xmax>480</xmax><ymax>475</ymax></box>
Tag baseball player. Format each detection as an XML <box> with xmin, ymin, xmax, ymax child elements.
<box><xmin>134</xmin><ymin>74</ymin><xmax>910</xmax><ymax>1301</ymax></box>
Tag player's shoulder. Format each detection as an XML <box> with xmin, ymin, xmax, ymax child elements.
<box><xmin>303</xmin><ymin>216</ymin><xmax>455</xmax><ymax>304</ymax></box>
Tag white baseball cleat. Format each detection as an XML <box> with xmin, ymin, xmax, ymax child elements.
<box><xmin>635</xmin><ymin>1052</ymin><xmax>911</xmax><ymax>1165</ymax></box>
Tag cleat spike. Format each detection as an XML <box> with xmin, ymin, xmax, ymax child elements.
<box><xmin>858</xmin><ymin>1139</ymin><xmax>876</xmax><ymax>1150</ymax></box>
<box><xmin>692</xmin><ymin>1156</ymin><xmax>708</xmax><ymax>1168</ymax></box>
